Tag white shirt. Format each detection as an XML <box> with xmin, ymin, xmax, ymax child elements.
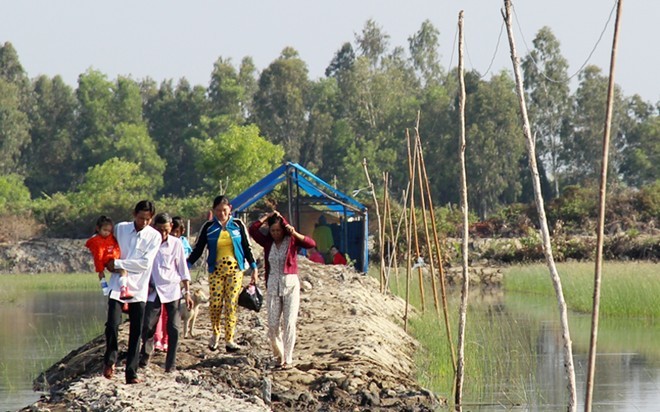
<box><xmin>147</xmin><ymin>236</ymin><xmax>191</xmax><ymax>303</ymax></box>
<box><xmin>109</xmin><ymin>221</ymin><xmax>162</xmax><ymax>302</ymax></box>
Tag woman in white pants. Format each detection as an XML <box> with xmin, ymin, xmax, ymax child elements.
<box><xmin>249</xmin><ymin>211</ymin><xmax>316</xmax><ymax>369</ymax></box>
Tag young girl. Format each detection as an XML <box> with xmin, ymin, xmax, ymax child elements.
<box><xmin>85</xmin><ymin>215</ymin><xmax>132</xmax><ymax>300</ymax></box>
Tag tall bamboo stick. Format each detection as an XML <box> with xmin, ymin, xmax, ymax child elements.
<box><xmin>502</xmin><ymin>1</ymin><xmax>577</xmax><ymax>410</ymax></box>
<box><xmin>585</xmin><ymin>2</ymin><xmax>623</xmax><ymax>411</ymax></box>
<box><xmin>454</xmin><ymin>10</ymin><xmax>469</xmax><ymax>409</ymax></box>
<box><xmin>362</xmin><ymin>158</ymin><xmax>385</xmax><ymax>292</ymax></box>
<box><xmin>406</xmin><ymin>129</ymin><xmax>426</xmax><ymax>312</ymax></box>
<box><xmin>413</xmin><ymin>127</ymin><xmax>440</xmax><ymax>316</ymax></box>
<box><xmin>416</xmin><ymin>129</ymin><xmax>457</xmax><ymax>372</ymax></box>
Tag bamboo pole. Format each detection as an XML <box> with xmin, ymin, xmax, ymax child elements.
<box><xmin>388</xmin><ymin>184</ymin><xmax>409</xmax><ymax>293</ymax></box>
<box><xmin>502</xmin><ymin>1</ymin><xmax>577</xmax><ymax>410</ymax></box>
<box><xmin>406</xmin><ymin>129</ymin><xmax>426</xmax><ymax>312</ymax></box>
<box><xmin>585</xmin><ymin>2</ymin><xmax>623</xmax><ymax>411</ymax></box>
<box><xmin>413</xmin><ymin>126</ymin><xmax>441</xmax><ymax>316</ymax></box>
<box><xmin>454</xmin><ymin>10</ymin><xmax>469</xmax><ymax>410</ymax></box>
<box><xmin>362</xmin><ymin>158</ymin><xmax>385</xmax><ymax>293</ymax></box>
<box><xmin>382</xmin><ymin>171</ymin><xmax>390</xmax><ymax>290</ymax></box>
<box><xmin>416</xmin><ymin>128</ymin><xmax>457</xmax><ymax>372</ymax></box>
<box><xmin>403</xmin><ymin>188</ymin><xmax>412</xmax><ymax>331</ymax></box>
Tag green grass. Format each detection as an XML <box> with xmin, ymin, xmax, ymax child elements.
<box><xmin>504</xmin><ymin>262</ymin><xmax>660</xmax><ymax>318</ymax></box>
<box><xmin>0</xmin><ymin>273</ymin><xmax>98</xmax><ymax>302</ymax></box>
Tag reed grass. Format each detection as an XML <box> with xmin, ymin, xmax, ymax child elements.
<box><xmin>0</xmin><ymin>273</ymin><xmax>97</xmax><ymax>302</ymax></box>
<box><xmin>504</xmin><ymin>262</ymin><xmax>660</xmax><ymax>318</ymax></box>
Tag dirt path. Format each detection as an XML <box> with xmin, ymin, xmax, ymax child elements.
<box><xmin>22</xmin><ymin>259</ymin><xmax>441</xmax><ymax>411</ymax></box>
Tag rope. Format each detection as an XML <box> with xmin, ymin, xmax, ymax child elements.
<box><xmin>511</xmin><ymin>0</ymin><xmax>618</xmax><ymax>83</ymax></box>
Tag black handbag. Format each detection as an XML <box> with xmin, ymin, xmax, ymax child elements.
<box><xmin>238</xmin><ymin>284</ymin><xmax>263</xmax><ymax>312</ymax></box>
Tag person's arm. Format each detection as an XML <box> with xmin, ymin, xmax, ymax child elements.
<box><xmin>248</xmin><ymin>217</ymin><xmax>269</xmax><ymax>247</ymax></box>
<box><xmin>187</xmin><ymin>222</ymin><xmax>209</xmax><ymax>266</ymax></box>
<box><xmin>175</xmin><ymin>240</ymin><xmax>194</xmax><ymax>310</ymax></box>
<box><xmin>112</xmin><ymin>233</ymin><xmax>161</xmax><ymax>273</ymax></box>
<box><xmin>86</xmin><ymin>238</ymin><xmax>107</xmax><ymax>274</ymax></box>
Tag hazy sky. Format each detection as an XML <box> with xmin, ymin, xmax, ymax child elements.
<box><xmin>1</xmin><ymin>0</ymin><xmax>657</xmax><ymax>102</ymax></box>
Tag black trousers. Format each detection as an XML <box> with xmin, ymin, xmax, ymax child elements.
<box><xmin>104</xmin><ymin>298</ymin><xmax>145</xmax><ymax>381</ymax></box>
<box><xmin>140</xmin><ymin>296</ymin><xmax>181</xmax><ymax>371</ymax></box>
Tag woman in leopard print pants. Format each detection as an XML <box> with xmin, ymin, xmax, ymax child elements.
<box><xmin>188</xmin><ymin>196</ymin><xmax>258</xmax><ymax>352</ymax></box>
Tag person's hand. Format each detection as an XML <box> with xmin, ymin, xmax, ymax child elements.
<box><xmin>98</xmin><ymin>271</ymin><xmax>105</xmax><ymax>280</ymax></box>
<box><xmin>106</xmin><ymin>259</ymin><xmax>116</xmax><ymax>272</ymax></box>
<box><xmin>250</xmin><ymin>268</ymin><xmax>258</xmax><ymax>285</ymax></box>
<box><xmin>284</xmin><ymin>223</ymin><xmax>295</xmax><ymax>235</ymax></box>
<box><xmin>185</xmin><ymin>295</ymin><xmax>194</xmax><ymax>311</ymax></box>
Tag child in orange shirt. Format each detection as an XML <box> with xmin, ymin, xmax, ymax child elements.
<box><xmin>85</xmin><ymin>216</ymin><xmax>133</xmax><ymax>300</ymax></box>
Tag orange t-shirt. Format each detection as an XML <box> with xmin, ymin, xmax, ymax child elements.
<box><xmin>85</xmin><ymin>234</ymin><xmax>121</xmax><ymax>273</ymax></box>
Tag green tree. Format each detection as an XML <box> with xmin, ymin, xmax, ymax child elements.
<box><xmin>619</xmin><ymin>96</ymin><xmax>659</xmax><ymax>186</ymax></box>
<box><xmin>562</xmin><ymin>65</ymin><xmax>626</xmax><ymax>186</ymax></box>
<box><xmin>238</xmin><ymin>57</ymin><xmax>258</xmax><ymax>118</ymax></box>
<box><xmin>112</xmin><ymin>122</ymin><xmax>166</xmax><ymax>192</ymax></box>
<box><xmin>191</xmin><ymin>123</ymin><xmax>284</xmax><ymax>196</ymax></box>
<box><xmin>300</xmin><ymin>78</ymin><xmax>339</xmax><ymax>170</ymax></box>
<box><xmin>253</xmin><ymin>47</ymin><xmax>309</xmax><ymax>162</ymax></box>
<box><xmin>143</xmin><ymin>78</ymin><xmax>208</xmax><ymax>195</ymax></box>
<box><xmin>0</xmin><ymin>79</ymin><xmax>30</xmax><ymax>174</ymax></box>
<box><xmin>408</xmin><ymin>19</ymin><xmax>443</xmax><ymax>86</ymax></box>
<box><xmin>73</xmin><ymin>158</ymin><xmax>157</xmax><ymax>209</ymax></box>
<box><xmin>355</xmin><ymin>19</ymin><xmax>390</xmax><ymax>69</ymax></box>
<box><xmin>522</xmin><ymin>27</ymin><xmax>571</xmax><ymax>197</ymax></box>
<box><xmin>208</xmin><ymin>57</ymin><xmax>244</xmax><ymax>121</ymax></box>
<box><xmin>24</xmin><ymin>75</ymin><xmax>78</xmax><ymax>195</ymax></box>
<box><xmin>465</xmin><ymin>71</ymin><xmax>525</xmax><ymax>218</ymax></box>
<box><xmin>0</xmin><ymin>174</ymin><xmax>31</xmax><ymax>213</ymax></box>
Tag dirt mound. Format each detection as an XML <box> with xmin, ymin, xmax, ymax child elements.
<box><xmin>23</xmin><ymin>257</ymin><xmax>442</xmax><ymax>411</ymax></box>
<box><xmin>0</xmin><ymin>239</ymin><xmax>92</xmax><ymax>274</ymax></box>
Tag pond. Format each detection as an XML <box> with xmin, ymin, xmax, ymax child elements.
<box><xmin>1</xmin><ymin>287</ymin><xmax>658</xmax><ymax>411</ymax></box>
<box><xmin>0</xmin><ymin>290</ymin><xmax>106</xmax><ymax>411</ymax></box>
<box><xmin>421</xmin><ymin>290</ymin><xmax>660</xmax><ymax>411</ymax></box>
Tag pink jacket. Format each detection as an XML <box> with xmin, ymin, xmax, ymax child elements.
<box><xmin>249</xmin><ymin>218</ymin><xmax>316</xmax><ymax>284</ymax></box>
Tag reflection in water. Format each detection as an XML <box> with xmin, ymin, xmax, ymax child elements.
<box><xmin>0</xmin><ymin>290</ymin><xmax>106</xmax><ymax>411</ymax></box>
<box><xmin>460</xmin><ymin>293</ymin><xmax>660</xmax><ymax>411</ymax></box>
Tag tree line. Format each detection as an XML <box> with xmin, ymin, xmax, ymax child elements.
<box><xmin>0</xmin><ymin>20</ymin><xmax>657</xmax><ymax>238</ymax></box>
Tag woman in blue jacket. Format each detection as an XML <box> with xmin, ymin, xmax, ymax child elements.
<box><xmin>188</xmin><ymin>195</ymin><xmax>258</xmax><ymax>352</ymax></box>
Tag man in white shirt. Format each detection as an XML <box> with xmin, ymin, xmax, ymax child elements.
<box><xmin>103</xmin><ymin>200</ymin><xmax>162</xmax><ymax>384</ymax></box>
<box><xmin>139</xmin><ymin>213</ymin><xmax>193</xmax><ymax>373</ymax></box>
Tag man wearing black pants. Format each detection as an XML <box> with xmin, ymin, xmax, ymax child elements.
<box><xmin>103</xmin><ymin>200</ymin><xmax>161</xmax><ymax>384</ymax></box>
<box><xmin>139</xmin><ymin>213</ymin><xmax>193</xmax><ymax>372</ymax></box>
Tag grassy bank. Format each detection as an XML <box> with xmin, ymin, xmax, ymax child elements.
<box><xmin>504</xmin><ymin>262</ymin><xmax>660</xmax><ymax>318</ymax></box>
<box><xmin>0</xmin><ymin>273</ymin><xmax>97</xmax><ymax>302</ymax></box>
<box><xmin>375</xmin><ymin>261</ymin><xmax>660</xmax><ymax>406</ymax></box>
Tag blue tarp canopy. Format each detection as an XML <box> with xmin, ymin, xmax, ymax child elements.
<box><xmin>232</xmin><ymin>162</ymin><xmax>369</xmax><ymax>272</ymax></box>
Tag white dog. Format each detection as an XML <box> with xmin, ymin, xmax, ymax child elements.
<box><xmin>180</xmin><ymin>288</ymin><xmax>208</xmax><ymax>338</ymax></box>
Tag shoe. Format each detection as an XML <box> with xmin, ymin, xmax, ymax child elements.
<box><xmin>126</xmin><ymin>377</ymin><xmax>142</xmax><ymax>384</ymax></box>
<box><xmin>103</xmin><ymin>364</ymin><xmax>115</xmax><ymax>379</ymax></box>
<box><xmin>208</xmin><ymin>334</ymin><xmax>219</xmax><ymax>351</ymax></box>
<box><xmin>119</xmin><ymin>286</ymin><xmax>133</xmax><ymax>300</ymax></box>
<box><xmin>122</xmin><ymin>302</ymin><xmax>130</xmax><ymax>314</ymax></box>
<box><xmin>225</xmin><ymin>341</ymin><xmax>241</xmax><ymax>353</ymax></box>
<box><xmin>154</xmin><ymin>342</ymin><xmax>165</xmax><ymax>352</ymax></box>
<box><xmin>280</xmin><ymin>363</ymin><xmax>292</xmax><ymax>370</ymax></box>
<box><xmin>162</xmin><ymin>343</ymin><xmax>168</xmax><ymax>351</ymax></box>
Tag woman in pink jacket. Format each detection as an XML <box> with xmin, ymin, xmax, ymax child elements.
<box><xmin>249</xmin><ymin>210</ymin><xmax>315</xmax><ymax>369</ymax></box>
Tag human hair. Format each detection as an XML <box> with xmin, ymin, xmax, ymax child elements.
<box><xmin>95</xmin><ymin>215</ymin><xmax>113</xmax><ymax>232</ymax></box>
<box><xmin>172</xmin><ymin>216</ymin><xmax>185</xmax><ymax>231</ymax></box>
<box><xmin>153</xmin><ymin>212</ymin><xmax>172</xmax><ymax>225</ymax></box>
<box><xmin>267</xmin><ymin>214</ymin><xmax>285</xmax><ymax>228</ymax></box>
<box><xmin>212</xmin><ymin>195</ymin><xmax>231</xmax><ymax>209</ymax></box>
<box><xmin>134</xmin><ymin>200</ymin><xmax>156</xmax><ymax>215</ymax></box>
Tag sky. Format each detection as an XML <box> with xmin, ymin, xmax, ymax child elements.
<box><xmin>1</xmin><ymin>0</ymin><xmax>658</xmax><ymax>102</ymax></box>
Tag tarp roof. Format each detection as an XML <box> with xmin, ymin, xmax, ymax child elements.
<box><xmin>232</xmin><ymin>162</ymin><xmax>367</xmax><ymax>215</ymax></box>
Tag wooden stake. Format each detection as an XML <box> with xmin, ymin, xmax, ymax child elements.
<box><xmin>502</xmin><ymin>1</ymin><xmax>577</xmax><ymax>409</ymax></box>
<box><xmin>454</xmin><ymin>11</ymin><xmax>469</xmax><ymax>409</ymax></box>
<box><xmin>362</xmin><ymin>158</ymin><xmax>385</xmax><ymax>293</ymax></box>
<box><xmin>416</xmin><ymin>127</ymin><xmax>457</xmax><ymax>372</ymax></box>
<box><xmin>585</xmin><ymin>2</ymin><xmax>623</xmax><ymax>411</ymax></box>
<box><xmin>406</xmin><ymin>129</ymin><xmax>426</xmax><ymax>312</ymax></box>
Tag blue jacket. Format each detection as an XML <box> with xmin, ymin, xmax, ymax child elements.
<box><xmin>187</xmin><ymin>217</ymin><xmax>257</xmax><ymax>273</ymax></box>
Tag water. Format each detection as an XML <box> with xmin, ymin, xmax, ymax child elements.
<box><xmin>440</xmin><ymin>291</ymin><xmax>660</xmax><ymax>411</ymax></box>
<box><xmin>0</xmin><ymin>290</ymin><xmax>106</xmax><ymax>412</ymax></box>
<box><xmin>1</xmin><ymin>289</ymin><xmax>658</xmax><ymax>411</ymax></box>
